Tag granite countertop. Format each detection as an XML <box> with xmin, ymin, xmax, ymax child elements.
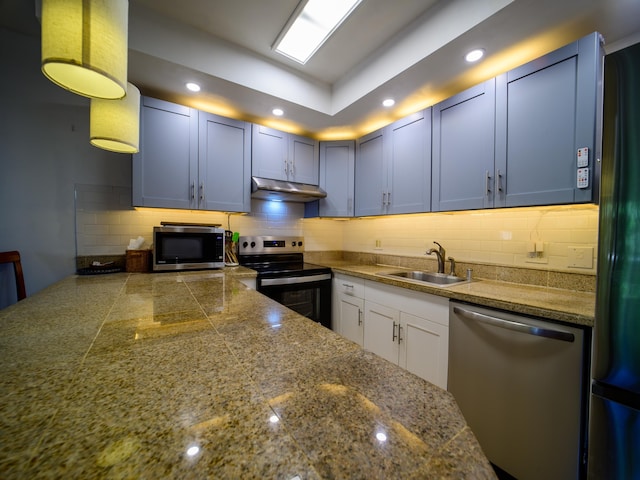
<box><xmin>0</xmin><ymin>268</ymin><xmax>495</xmax><ymax>479</ymax></box>
<box><xmin>322</xmin><ymin>261</ymin><xmax>595</xmax><ymax>327</ymax></box>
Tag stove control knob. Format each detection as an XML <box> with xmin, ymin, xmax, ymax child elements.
<box><xmin>242</xmin><ymin>241</ymin><xmax>248</xmax><ymax>248</ymax></box>
<box><xmin>291</xmin><ymin>241</ymin><xmax>296</xmax><ymax>247</ymax></box>
<box><xmin>298</xmin><ymin>241</ymin><xmax>303</xmax><ymax>247</ymax></box>
<box><xmin>250</xmin><ymin>241</ymin><xmax>256</xmax><ymax>248</ymax></box>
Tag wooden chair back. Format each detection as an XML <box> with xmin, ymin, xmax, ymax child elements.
<box><xmin>0</xmin><ymin>251</ymin><xmax>26</xmax><ymax>301</ymax></box>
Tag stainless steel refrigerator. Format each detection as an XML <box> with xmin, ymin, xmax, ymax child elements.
<box><xmin>589</xmin><ymin>40</ymin><xmax>640</xmax><ymax>479</ymax></box>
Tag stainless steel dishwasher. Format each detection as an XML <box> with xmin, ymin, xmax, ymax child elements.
<box><xmin>448</xmin><ymin>301</ymin><xmax>590</xmax><ymax>480</ymax></box>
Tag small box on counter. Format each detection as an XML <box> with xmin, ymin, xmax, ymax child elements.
<box><xmin>126</xmin><ymin>249</ymin><xmax>151</xmax><ymax>273</ymax></box>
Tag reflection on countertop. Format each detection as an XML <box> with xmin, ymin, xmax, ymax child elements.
<box><xmin>0</xmin><ymin>268</ymin><xmax>495</xmax><ymax>479</ymax></box>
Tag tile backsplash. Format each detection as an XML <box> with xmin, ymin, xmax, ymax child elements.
<box><xmin>320</xmin><ymin>204</ymin><xmax>599</xmax><ymax>273</ymax></box>
<box><xmin>74</xmin><ymin>184</ymin><xmax>310</xmax><ymax>256</ymax></box>
<box><xmin>75</xmin><ymin>184</ymin><xmax>598</xmax><ymax>274</ymax></box>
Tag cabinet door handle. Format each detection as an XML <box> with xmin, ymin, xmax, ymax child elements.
<box><xmin>290</xmin><ymin>158</ymin><xmax>295</xmax><ymax>176</ymax></box>
<box><xmin>392</xmin><ymin>321</ymin><xmax>398</xmax><ymax>341</ymax></box>
<box><xmin>485</xmin><ymin>170</ymin><xmax>492</xmax><ymax>195</ymax></box>
<box><xmin>199</xmin><ymin>182</ymin><xmax>204</xmax><ymax>201</ymax></box>
<box><xmin>495</xmin><ymin>169</ymin><xmax>503</xmax><ymax>193</ymax></box>
<box><xmin>398</xmin><ymin>324</ymin><xmax>403</xmax><ymax>344</ymax></box>
<box><xmin>358</xmin><ymin>309</ymin><xmax>363</xmax><ymax>326</ymax></box>
<box><xmin>387</xmin><ymin>191</ymin><xmax>391</xmax><ymax>206</ymax></box>
<box><xmin>382</xmin><ymin>192</ymin><xmax>387</xmax><ymax>206</ymax></box>
<box><xmin>284</xmin><ymin>158</ymin><xmax>288</xmax><ymax>175</ymax></box>
<box><xmin>191</xmin><ymin>182</ymin><xmax>195</xmax><ymax>200</ymax></box>
<box><xmin>453</xmin><ymin>306</ymin><xmax>575</xmax><ymax>342</ymax></box>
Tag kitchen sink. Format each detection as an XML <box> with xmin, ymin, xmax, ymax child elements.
<box><xmin>378</xmin><ymin>270</ymin><xmax>469</xmax><ymax>287</ymax></box>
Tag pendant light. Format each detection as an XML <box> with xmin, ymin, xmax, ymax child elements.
<box><xmin>41</xmin><ymin>0</ymin><xmax>129</xmax><ymax>99</ymax></box>
<box><xmin>90</xmin><ymin>83</ymin><xmax>140</xmax><ymax>154</ymax></box>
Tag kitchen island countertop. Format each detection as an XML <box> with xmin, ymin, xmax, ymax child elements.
<box><xmin>0</xmin><ymin>269</ymin><xmax>495</xmax><ymax>479</ymax></box>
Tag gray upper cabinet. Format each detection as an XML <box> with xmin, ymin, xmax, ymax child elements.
<box><xmin>290</xmin><ymin>134</ymin><xmax>320</xmax><ymax>185</ymax></box>
<box><xmin>432</xmin><ymin>79</ymin><xmax>496</xmax><ymax>212</ymax></box>
<box><xmin>355</xmin><ymin>128</ymin><xmax>386</xmax><ymax>216</ymax></box>
<box><xmin>133</xmin><ymin>97</ymin><xmax>251</xmax><ymax>212</ymax></box>
<box><xmin>386</xmin><ymin>109</ymin><xmax>431</xmax><ymax>214</ymax></box>
<box><xmin>319</xmin><ymin>140</ymin><xmax>355</xmax><ymax>217</ymax></box>
<box><xmin>198</xmin><ymin>112</ymin><xmax>251</xmax><ymax>213</ymax></box>
<box><xmin>495</xmin><ymin>32</ymin><xmax>603</xmax><ymax>207</ymax></box>
<box><xmin>251</xmin><ymin>124</ymin><xmax>319</xmax><ymax>185</ymax></box>
<box><xmin>133</xmin><ymin>97</ymin><xmax>198</xmax><ymax>209</ymax></box>
<box><xmin>355</xmin><ymin>110</ymin><xmax>431</xmax><ymax>216</ymax></box>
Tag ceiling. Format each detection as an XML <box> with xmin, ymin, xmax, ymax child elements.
<box><xmin>3</xmin><ymin>0</ymin><xmax>640</xmax><ymax>139</ymax></box>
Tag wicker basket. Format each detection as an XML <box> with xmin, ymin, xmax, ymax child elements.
<box><xmin>126</xmin><ymin>249</ymin><xmax>151</xmax><ymax>273</ymax></box>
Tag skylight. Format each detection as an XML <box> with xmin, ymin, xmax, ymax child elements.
<box><xmin>274</xmin><ymin>0</ymin><xmax>363</xmax><ymax>64</ymax></box>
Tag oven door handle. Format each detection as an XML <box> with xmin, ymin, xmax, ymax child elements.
<box><xmin>260</xmin><ymin>273</ymin><xmax>332</xmax><ymax>286</ymax></box>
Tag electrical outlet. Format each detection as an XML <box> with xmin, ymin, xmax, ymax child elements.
<box><xmin>568</xmin><ymin>246</ymin><xmax>593</xmax><ymax>268</ymax></box>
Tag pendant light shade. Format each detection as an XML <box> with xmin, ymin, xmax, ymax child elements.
<box><xmin>41</xmin><ymin>0</ymin><xmax>129</xmax><ymax>99</ymax></box>
<box><xmin>90</xmin><ymin>83</ymin><xmax>140</xmax><ymax>154</ymax></box>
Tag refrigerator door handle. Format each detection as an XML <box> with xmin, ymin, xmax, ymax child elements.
<box><xmin>453</xmin><ymin>306</ymin><xmax>575</xmax><ymax>342</ymax></box>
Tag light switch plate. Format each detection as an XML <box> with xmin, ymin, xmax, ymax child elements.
<box><xmin>568</xmin><ymin>246</ymin><xmax>593</xmax><ymax>268</ymax></box>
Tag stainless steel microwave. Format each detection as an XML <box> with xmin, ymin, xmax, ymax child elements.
<box><xmin>152</xmin><ymin>224</ymin><xmax>225</xmax><ymax>271</ymax></box>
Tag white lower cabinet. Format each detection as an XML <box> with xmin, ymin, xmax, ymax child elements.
<box><xmin>333</xmin><ymin>273</ymin><xmax>365</xmax><ymax>346</ymax></box>
<box><xmin>333</xmin><ymin>274</ymin><xmax>450</xmax><ymax>389</ymax></box>
<box><xmin>363</xmin><ymin>300</ymin><xmax>400</xmax><ymax>363</ymax></box>
<box><xmin>363</xmin><ymin>282</ymin><xmax>449</xmax><ymax>389</ymax></box>
<box><xmin>337</xmin><ymin>293</ymin><xmax>364</xmax><ymax>346</ymax></box>
<box><xmin>399</xmin><ymin>311</ymin><xmax>449</xmax><ymax>389</ymax></box>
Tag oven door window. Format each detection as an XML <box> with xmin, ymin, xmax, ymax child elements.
<box><xmin>281</xmin><ymin>288</ymin><xmax>317</xmax><ymax>319</ymax></box>
<box><xmin>258</xmin><ymin>280</ymin><xmax>331</xmax><ymax>329</ymax></box>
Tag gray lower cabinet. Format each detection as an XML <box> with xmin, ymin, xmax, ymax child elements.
<box><xmin>495</xmin><ymin>31</ymin><xmax>603</xmax><ymax>207</ymax></box>
<box><xmin>355</xmin><ymin>109</ymin><xmax>431</xmax><ymax>216</ymax></box>
<box><xmin>318</xmin><ymin>140</ymin><xmax>355</xmax><ymax>217</ymax></box>
<box><xmin>432</xmin><ymin>79</ymin><xmax>496</xmax><ymax>211</ymax></box>
<box><xmin>251</xmin><ymin>124</ymin><xmax>319</xmax><ymax>185</ymax></box>
<box><xmin>133</xmin><ymin>97</ymin><xmax>251</xmax><ymax>212</ymax></box>
<box><xmin>133</xmin><ymin>97</ymin><xmax>198</xmax><ymax>209</ymax></box>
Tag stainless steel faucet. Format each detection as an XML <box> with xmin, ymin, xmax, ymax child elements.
<box><xmin>447</xmin><ymin>257</ymin><xmax>456</xmax><ymax>276</ymax></box>
<box><xmin>427</xmin><ymin>241</ymin><xmax>446</xmax><ymax>273</ymax></box>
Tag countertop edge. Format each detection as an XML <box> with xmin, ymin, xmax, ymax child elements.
<box><xmin>327</xmin><ymin>263</ymin><xmax>595</xmax><ymax>327</ymax></box>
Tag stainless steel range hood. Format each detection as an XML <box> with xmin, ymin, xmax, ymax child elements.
<box><xmin>251</xmin><ymin>177</ymin><xmax>327</xmax><ymax>203</ymax></box>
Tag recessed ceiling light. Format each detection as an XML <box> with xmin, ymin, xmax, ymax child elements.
<box><xmin>382</xmin><ymin>98</ymin><xmax>395</xmax><ymax>108</ymax></box>
<box><xmin>465</xmin><ymin>49</ymin><xmax>485</xmax><ymax>63</ymax></box>
<box><xmin>272</xmin><ymin>108</ymin><xmax>284</xmax><ymax>116</ymax></box>
<box><xmin>274</xmin><ymin>0</ymin><xmax>363</xmax><ymax>64</ymax></box>
<box><xmin>185</xmin><ymin>82</ymin><xmax>201</xmax><ymax>92</ymax></box>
